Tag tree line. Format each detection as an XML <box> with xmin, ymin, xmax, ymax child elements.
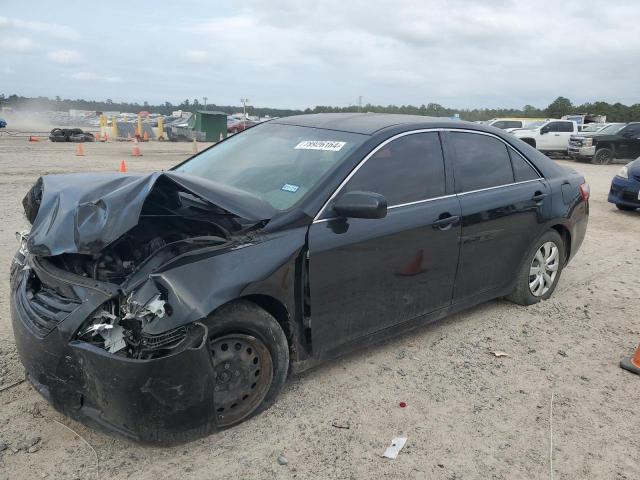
<box><xmin>1</xmin><ymin>94</ymin><xmax>639</xmax><ymax>122</ymax></box>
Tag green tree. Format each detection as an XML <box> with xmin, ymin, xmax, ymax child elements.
<box><xmin>545</xmin><ymin>96</ymin><xmax>573</xmax><ymax>118</ymax></box>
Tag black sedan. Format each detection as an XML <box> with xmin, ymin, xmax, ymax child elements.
<box><xmin>11</xmin><ymin>114</ymin><xmax>589</xmax><ymax>444</ymax></box>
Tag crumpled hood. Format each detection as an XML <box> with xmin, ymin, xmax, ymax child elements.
<box><xmin>24</xmin><ymin>171</ymin><xmax>275</xmax><ymax>257</ymax></box>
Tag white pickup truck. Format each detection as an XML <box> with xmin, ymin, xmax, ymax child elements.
<box><xmin>512</xmin><ymin>119</ymin><xmax>578</xmax><ymax>154</ymax></box>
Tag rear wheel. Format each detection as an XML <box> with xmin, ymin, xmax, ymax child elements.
<box><xmin>507</xmin><ymin>230</ymin><xmax>564</xmax><ymax>306</ymax></box>
<box><xmin>203</xmin><ymin>300</ymin><xmax>289</xmax><ymax>428</ymax></box>
<box><xmin>592</xmin><ymin>148</ymin><xmax>613</xmax><ymax>165</ymax></box>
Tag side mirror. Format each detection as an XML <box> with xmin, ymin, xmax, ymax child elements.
<box><xmin>333</xmin><ymin>191</ymin><xmax>387</xmax><ymax>219</ymax></box>
<box><xmin>540</xmin><ymin>126</ymin><xmax>549</xmax><ymax>134</ymax></box>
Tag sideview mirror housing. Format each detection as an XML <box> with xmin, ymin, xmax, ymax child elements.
<box><xmin>333</xmin><ymin>191</ymin><xmax>387</xmax><ymax>219</ymax></box>
<box><xmin>540</xmin><ymin>126</ymin><xmax>549</xmax><ymax>134</ymax></box>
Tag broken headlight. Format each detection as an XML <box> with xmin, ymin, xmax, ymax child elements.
<box><xmin>77</xmin><ymin>295</ymin><xmax>188</xmax><ymax>359</ymax></box>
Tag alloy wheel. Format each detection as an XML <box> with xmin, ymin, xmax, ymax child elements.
<box><xmin>529</xmin><ymin>241</ymin><xmax>559</xmax><ymax>297</ymax></box>
<box><xmin>210</xmin><ymin>333</ymin><xmax>273</xmax><ymax>426</ymax></box>
<box><xmin>594</xmin><ymin>150</ymin><xmax>612</xmax><ymax>165</ymax></box>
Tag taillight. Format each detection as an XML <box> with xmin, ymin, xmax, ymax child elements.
<box><xmin>579</xmin><ymin>182</ymin><xmax>590</xmax><ymax>201</ymax></box>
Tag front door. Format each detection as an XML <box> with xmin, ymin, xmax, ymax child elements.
<box><xmin>617</xmin><ymin>124</ymin><xmax>640</xmax><ymax>159</ymax></box>
<box><xmin>307</xmin><ymin>132</ymin><xmax>461</xmax><ymax>353</ymax></box>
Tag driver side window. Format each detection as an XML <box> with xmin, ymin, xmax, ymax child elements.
<box><xmin>338</xmin><ymin>132</ymin><xmax>446</xmax><ymax>208</ymax></box>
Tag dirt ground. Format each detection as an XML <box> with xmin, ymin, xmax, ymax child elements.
<box><xmin>0</xmin><ymin>131</ymin><xmax>638</xmax><ymax>480</ymax></box>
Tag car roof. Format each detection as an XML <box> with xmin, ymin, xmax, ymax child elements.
<box><xmin>272</xmin><ymin>113</ymin><xmax>461</xmax><ymax>135</ymax></box>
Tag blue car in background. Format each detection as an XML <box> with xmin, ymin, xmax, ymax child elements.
<box><xmin>0</xmin><ymin>118</ymin><xmax>6</xmax><ymax>128</ymax></box>
<box><xmin>609</xmin><ymin>158</ymin><xmax>640</xmax><ymax>211</ymax></box>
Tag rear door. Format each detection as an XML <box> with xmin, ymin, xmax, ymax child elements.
<box><xmin>444</xmin><ymin>131</ymin><xmax>549</xmax><ymax>301</ymax></box>
<box><xmin>556</xmin><ymin>121</ymin><xmax>575</xmax><ymax>150</ymax></box>
<box><xmin>307</xmin><ymin>132</ymin><xmax>461</xmax><ymax>353</ymax></box>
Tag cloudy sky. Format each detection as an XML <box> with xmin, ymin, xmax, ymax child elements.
<box><xmin>1</xmin><ymin>0</ymin><xmax>638</xmax><ymax>109</ymax></box>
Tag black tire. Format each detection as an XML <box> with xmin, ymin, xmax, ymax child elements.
<box><xmin>616</xmin><ymin>204</ymin><xmax>637</xmax><ymax>211</ymax></box>
<box><xmin>592</xmin><ymin>148</ymin><xmax>613</xmax><ymax>165</ymax></box>
<box><xmin>202</xmin><ymin>300</ymin><xmax>289</xmax><ymax>428</ymax></box>
<box><xmin>507</xmin><ymin>230</ymin><xmax>565</xmax><ymax>306</ymax></box>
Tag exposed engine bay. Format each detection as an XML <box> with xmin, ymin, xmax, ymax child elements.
<box><xmin>19</xmin><ymin>172</ymin><xmax>270</xmax><ymax>360</ymax></box>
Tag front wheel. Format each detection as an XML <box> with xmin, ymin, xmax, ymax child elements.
<box><xmin>507</xmin><ymin>230</ymin><xmax>565</xmax><ymax>306</ymax></box>
<box><xmin>203</xmin><ymin>300</ymin><xmax>289</xmax><ymax>428</ymax></box>
<box><xmin>592</xmin><ymin>148</ymin><xmax>613</xmax><ymax>165</ymax></box>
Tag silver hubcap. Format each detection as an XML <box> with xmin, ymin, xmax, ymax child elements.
<box><xmin>529</xmin><ymin>241</ymin><xmax>559</xmax><ymax>297</ymax></box>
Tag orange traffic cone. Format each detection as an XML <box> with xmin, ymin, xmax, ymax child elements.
<box><xmin>192</xmin><ymin>138</ymin><xmax>198</xmax><ymax>154</ymax></box>
<box><xmin>119</xmin><ymin>160</ymin><xmax>127</xmax><ymax>173</ymax></box>
<box><xmin>131</xmin><ymin>144</ymin><xmax>142</xmax><ymax>156</ymax></box>
<box><xmin>105</xmin><ymin>132</ymin><xmax>109</xmax><ymax>142</ymax></box>
<box><xmin>28</xmin><ymin>135</ymin><xmax>39</xmax><ymax>142</ymax></box>
<box><xmin>621</xmin><ymin>343</ymin><xmax>640</xmax><ymax>375</ymax></box>
<box><xmin>143</xmin><ymin>131</ymin><xmax>149</xmax><ymax>142</ymax></box>
<box><xmin>75</xmin><ymin>143</ymin><xmax>85</xmax><ymax>156</ymax></box>
<box><xmin>397</xmin><ymin>250</ymin><xmax>424</xmax><ymax>276</ymax></box>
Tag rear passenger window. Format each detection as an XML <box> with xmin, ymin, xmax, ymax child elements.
<box><xmin>341</xmin><ymin>132</ymin><xmax>445</xmax><ymax>206</ymax></box>
<box><xmin>450</xmin><ymin>133</ymin><xmax>514</xmax><ymax>192</ymax></box>
<box><xmin>558</xmin><ymin>122</ymin><xmax>574</xmax><ymax>132</ymax></box>
<box><xmin>509</xmin><ymin>149</ymin><xmax>539</xmax><ymax>182</ymax></box>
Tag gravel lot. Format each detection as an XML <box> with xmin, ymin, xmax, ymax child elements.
<box><xmin>0</xmin><ymin>133</ymin><xmax>638</xmax><ymax>480</ymax></box>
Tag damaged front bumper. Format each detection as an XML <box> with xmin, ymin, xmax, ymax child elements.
<box><xmin>10</xmin><ymin>252</ymin><xmax>220</xmax><ymax>445</ymax></box>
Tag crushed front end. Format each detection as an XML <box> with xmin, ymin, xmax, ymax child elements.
<box><xmin>10</xmin><ymin>172</ymin><xmax>270</xmax><ymax>444</ymax></box>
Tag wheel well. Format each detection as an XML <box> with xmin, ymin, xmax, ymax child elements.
<box><xmin>596</xmin><ymin>143</ymin><xmax>613</xmax><ymax>153</ymax></box>
<box><xmin>550</xmin><ymin>225</ymin><xmax>571</xmax><ymax>264</ymax></box>
<box><xmin>242</xmin><ymin>294</ymin><xmax>294</xmax><ymax>356</ymax></box>
<box><xmin>521</xmin><ymin>138</ymin><xmax>536</xmax><ymax>148</ymax></box>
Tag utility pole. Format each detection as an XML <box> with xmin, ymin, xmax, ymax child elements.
<box><xmin>358</xmin><ymin>95</ymin><xmax>362</xmax><ymax>112</ymax></box>
<box><xmin>203</xmin><ymin>96</ymin><xmax>208</xmax><ymax>111</ymax></box>
<box><xmin>240</xmin><ymin>97</ymin><xmax>249</xmax><ymax>128</ymax></box>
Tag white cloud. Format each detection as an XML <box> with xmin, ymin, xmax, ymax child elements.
<box><xmin>1</xmin><ymin>1</ymin><xmax>639</xmax><ymax>108</ymax></box>
<box><xmin>2</xmin><ymin>66</ymin><xmax>15</xmax><ymax>75</ymax></box>
<box><xmin>64</xmin><ymin>71</ymin><xmax>123</xmax><ymax>83</ymax></box>
<box><xmin>177</xmin><ymin>0</ymin><xmax>640</xmax><ymax>108</ymax></box>
<box><xmin>0</xmin><ymin>16</ymin><xmax>80</xmax><ymax>39</ymax></box>
<box><xmin>3</xmin><ymin>36</ymin><xmax>40</xmax><ymax>53</ymax></box>
<box><xmin>47</xmin><ymin>49</ymin><xmax>82</xmax><ymax>65</ymax></box>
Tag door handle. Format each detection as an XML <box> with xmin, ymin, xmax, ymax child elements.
<box><xmin>432</xmin><ymin>214</ymin><xmax>460</xmax><ymax>230</ymax></box>
<box><xmin>532</xmin><ymin>192</ymin><xmax>548</xmax><ymax>202</ymax></box>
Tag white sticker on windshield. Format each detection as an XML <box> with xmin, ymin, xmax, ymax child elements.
<box><xmin>295</xmin><ymin>140</ymin><xmax>346</xmax><ymax>151</ymax></box>
<box><xmin>281</xmin><ymin>183</ymin><xmax>300</xmax><ymax>193</ymax></box>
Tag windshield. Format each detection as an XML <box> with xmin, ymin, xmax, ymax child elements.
<box><xmin>597</xmin><ymin>123</ymin><xmax>626</xmax><ymax>134</ymax></box>
<box><xmin>521</xmin><ymin>121</ymin><xmax>546</xmax><ymax>129</ymax></box>
<box><xmin>581</xmin><ymin>124</ymin><xmax>604</xmax><ymax>132</ymax></box>
<box><xmin>175</xmin><ymin>123</ymin><xmax>367</xmax><ymax>211</ymax></box>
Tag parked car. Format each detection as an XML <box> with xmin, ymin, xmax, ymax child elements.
<box><xmin>568</xmin><ymin>122</ymin><xmax>640</xmax><ymax>164</ymax></box>
<box><xmin>577</xmin><ymin>123</ymin><xmax>609</xmax><ymax>133</ymax></box>
<box><xmin>228</xmin><ymin>119</ymin><xmax>257</xmax><ymax>134</ymax></box>
<box><xmin>608</xmin><ymin>159</ymin><xmax>640</xmax><ymax>211</ymax></box>
<box><xmin>512</xmin><ymin>119</ymin><xmax>577</xmax><ymax>154</ymax></box>
<box><xmin>485</xmin><ymin>118</ymin><xmax>550</xmax><ymax>132</ymax></box>
<box><xmin>12</xmin><ymin>114</ymin><xmax>589</xmax><ymax>444</ymax></box>
<box><xmin>0</xmin><ymin>117</ymin><xmax>7</xmax><ymax>128</ymax></box>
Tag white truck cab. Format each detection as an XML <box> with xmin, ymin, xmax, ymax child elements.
<box><xmin>512</xmin><ymin>119</ymin><xmax>577</xmax><ymax>153</ymax></box>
